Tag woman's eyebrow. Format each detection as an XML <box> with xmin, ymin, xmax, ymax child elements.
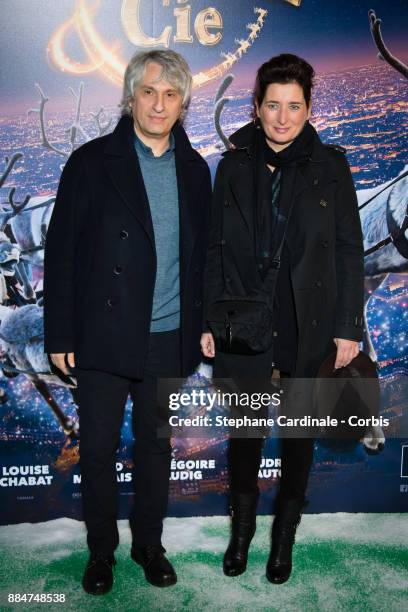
<box><xmin>264</xmin><ymin>99</ymin><xmax>304</xmax><ymax>104</ymax></box>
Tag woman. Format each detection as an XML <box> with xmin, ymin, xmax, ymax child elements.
<box><xmin>201</xmin><ymin>54</ymin><xmax>364</xmax><ymax>583</ymax></box>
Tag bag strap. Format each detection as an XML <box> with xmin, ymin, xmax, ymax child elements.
<box><xmin>261</xmin><ymin>170</ymin><xmax>297</xmax><ymax>297</ymax></box>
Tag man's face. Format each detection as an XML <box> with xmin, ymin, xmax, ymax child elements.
<box><xmin>129</xmin><ymin>61</ymin><xmax>183</xmax><ymax>142</ymax></box>
<box><xmin>256</xmin><ymin>81</ymin><xmax>311</xmax><ymax>152</ymax></box>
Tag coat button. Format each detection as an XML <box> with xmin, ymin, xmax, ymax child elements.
<box><xmin>322</xmin><ymin>240</ymin><xmax>329</xmax><ymax>248</ymax></box>
<box><xmin>195</xmin><ymin>299</ymin><xmax>202</xmax><ymax>307</ymax></box>
<box><xmin>320</xmin><ymin>199</ymin><xmax>328</xmax><ymax>208</ymax></box>
<box><xmin>220</xmin><ymin>239</ymin><xmax>226</xmax><ymax>246</ymax></box>
<box><xmin>106</xmin><ymin>298</ymin><xmax>116</xmax><ymax>307</ymax></box>
<box><xmin>313</xmin><ymin>177</ymin><xmax>319</xmax><ymax>186</ymax></box>
<box><xmin>114</xmin><ymin>265</ymin><xmax>123</xmax><ymax>275</ymax></box>
<box><xmin>224</xmin><ymin>200</ymin><xmax>230</xmax><ymax>207</ymax></box>
<box><xmin>225</xmin><ymin>277</ymin><xmax>231</xmax><ymax>283</ymax></box>
<box><xmin>273</xmin><ymin>331</ymin><xmax>278</xmax><ymax>337</ymax></box>
<box><xmin>311</xmin><ymin>319</ymin><xmax>319</xmax><ymax>326</ymax></box>
<box><xmin>120</xmin><ymin>230</ymin><xmax>128</xmax><ymax>239</ymax></box>
<box><xmin>315</xmin><ymin>280</ymin><xmax>322</xmax><ymax>288</ymax></box>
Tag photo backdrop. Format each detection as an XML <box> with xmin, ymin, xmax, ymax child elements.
<box><xmin>0</xmin><ymin>0</ymin><xmax>408</xmax><ymax>524</ymax></box>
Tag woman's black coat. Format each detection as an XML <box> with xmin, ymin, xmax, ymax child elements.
<box><xmin>44</xmin><ymin>116</ymin><xmax>211</xmax><ymax>379</ymax></box>
<box><xmin>204</xmin><ymin>121</ymin><xmax>365</xmax><ymax>377</ymax></box>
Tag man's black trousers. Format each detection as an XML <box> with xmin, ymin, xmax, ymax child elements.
<box><xmin>76</xmin><ymin>329</ymin><xmax>180</xmax><ymax>556</ymax></box>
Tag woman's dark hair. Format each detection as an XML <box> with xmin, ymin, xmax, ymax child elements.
<box><xmin>253</xmin><ymin>53</ymin><xmax>315</xmax><ymax>113</ymax></box>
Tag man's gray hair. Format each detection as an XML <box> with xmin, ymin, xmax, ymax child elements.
<box><xmin>120</xmin><ymin>49</ymin><xmax>192</xmax><ymax>117</ymax></box>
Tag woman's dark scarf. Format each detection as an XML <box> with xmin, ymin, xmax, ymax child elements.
<box><xmin>254</xmin><ymin>119</ymin><xmax>316</xmax><ymax>278</ymax></box>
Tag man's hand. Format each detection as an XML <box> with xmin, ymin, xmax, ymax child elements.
<box><xmin>50</xmin><ymin>352</ymin><xmax>75</xmax><ymax>376</ymax></box>
<box><xmin>333</xmin><ymin>338</ymin><xmax>359</xmax><ymax>369</ymax></box>
<box><xmin>201</xmin><ymin>332</ymin><xmax>215</xmax><ymax>358</ymax></box>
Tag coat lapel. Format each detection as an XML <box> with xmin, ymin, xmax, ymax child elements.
<box><xmin>228</xmin><ymin>156</ymin><xmax>254</xmax><ymax>233</ymax></box>
<box><xmin>104</xmin><ymin>117</ymin><xmax>155</xmax><ymax>249</ymax></box>
<box><xmin>104</xmin><ymin>155</ymin><xmax>155</xmax><ymax>249</ymax></box>
<box><xmin>174</xmin><ymin>122</ymin><xmax>206</xmax><ymax>289</ymax></box>
<box><xmin>176</xmin><ymin>157</ymin><xmax>198</xmax><ymax>270</ymax></box>
<box><xmin>104</xmin><ymin>117</ymin><xmax>206</xmax><ymax>283</ymax></box>
<box><xmin>295</xmin><ymin>131</ymin><xmax>336</xmax><ymax>194</ymax></box>
<box><xmin>293</xmin><ymin>165</ymin><xmax>309</xmax><ymax>198</ymax></box>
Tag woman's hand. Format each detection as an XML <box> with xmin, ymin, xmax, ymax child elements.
<box><xmin>201</xmin><ymin>332</ymin><xmax>215</xmax><ymax>358</ymax></box>
<box><xmin>333</xmin><ymin>338</ymin><xmax>359</xmax><ymax>369</ymax></box>
<box><xmin>50</xmin><ymin>352</ymin><xmax>75</xmax><ymax>375</ymax></box>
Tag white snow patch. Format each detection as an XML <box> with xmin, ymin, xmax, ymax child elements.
<box><xmin>294</xmin><ymin>513</ymin><xmax>408</xmax><ymax>547</ymax></box>
<box><xmin>0</xmin><ymin>514</ymin><xmax>406</xmax><ymax>554</ymax></box>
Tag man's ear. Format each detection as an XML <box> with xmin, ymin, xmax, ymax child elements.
<box><xmin>307</xmin><ymin>102</ymin><xmax>312</xmax><ymax>120</ymax></box>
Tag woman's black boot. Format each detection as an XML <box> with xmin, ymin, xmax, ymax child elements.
<box><xmin>223</xmin><ymin>491</ymin><xmax>259</xmax><ymax>577</ymax></box>
<box><xmin>266</xmin><ymin>497</ymin><xmax>308</xmax><ymax>584</ymax></box>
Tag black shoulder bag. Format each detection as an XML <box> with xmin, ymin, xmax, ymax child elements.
<box><xmin>207</xmin><ymin>202</ymin><xmax>294</xmax><ymax>356</ymax></box>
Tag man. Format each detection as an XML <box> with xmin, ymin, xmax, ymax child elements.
<box><xmin>44</xmin><ymin>50</ymin><xmax>211</xmax><ymax>595</ymax></box>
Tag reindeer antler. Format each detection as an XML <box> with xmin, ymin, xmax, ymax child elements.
<box><xmin>90</xmin><ymin>107</ymin><xmax>113</xmax><ymax>137</ymax></box>
<box><xmin>67</xmin><ymin>83</ymin><xmax>91</xmax><ymax>150</ymax></box>
<box><xmin>0</xmin><ymin>155</ymin><xmax>31</xmax><ymax>230</ymax></box>
<box><xmin>29</xmin><ymin>82</ymin><xmax>100</xmax><ymax>158</ymax></box>
<box><xmin>8</xmin><ymin>187</ymin><xmax>31</xmax><ymax>215</ymax></box>
<box><xmin>369</xmin><ymin>10</ymin><xmax>408</xmax><ymax>79</ymax></box>
<box><xmin>28</xmin><ymin>84</ymin><xmax>68</xmax><ymax>158</ymax></box>
<box><xmin>213</xmin><ymin>74</ymin><xmax>235</xmax><ymax>151</ymax></box>
<box><xmin>0</xmin><ymin>154</ymin><xmax>23</xmax><ymax>189</ymax></box>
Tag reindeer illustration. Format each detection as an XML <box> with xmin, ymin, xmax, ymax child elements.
<box><xmin>255</xmin><ymin>7</ymin><xmax>268</xmax><ymax>21</ymax></box>
<box><xmin>359</xmin><ymin>10</ymin><xmax>408</xmax><ymax>361</ymax></box>
<box><xmin>0</xmin><ymin>154</ymin><xmax>43</xmax><ymax>304</ymax></box>
<box><xmin>247</xmin><ymin>22</ymin><xmax>261</xmax><ymax>41</ymax></box>
<box><xmin>235</xmin><ymin>38</ymin><xmax>250</xmax><ymax>58</ymax></box>
<box><xmin>0</xmin><ymin>83</ymin><xmax>113</xmax><ymax>439</ymax></box>
<box><xmin>220</xmin><ymin>52</ymin><xmax>235</xmax><ymax>69</ymax></box>
<box><xmin>0</xmin><ymin>154</ymin><xmax>79</xmax><ymax>436</ymax></box>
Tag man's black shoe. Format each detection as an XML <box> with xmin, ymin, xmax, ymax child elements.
<box><xmin>131</xmin><ymin>544</ymin><xmax>177</xmax><ymax>587</ymax></box>
<box><xmin>82</xmin><ymin>554</ymin><xmax>116</xmax><ymax>596</ymax></box>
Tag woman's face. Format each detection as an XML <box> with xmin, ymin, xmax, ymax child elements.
<box><xmin>256</xmin><ymin>81</ymin><xmax>311</xmax><ymax>152</ymax></box>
